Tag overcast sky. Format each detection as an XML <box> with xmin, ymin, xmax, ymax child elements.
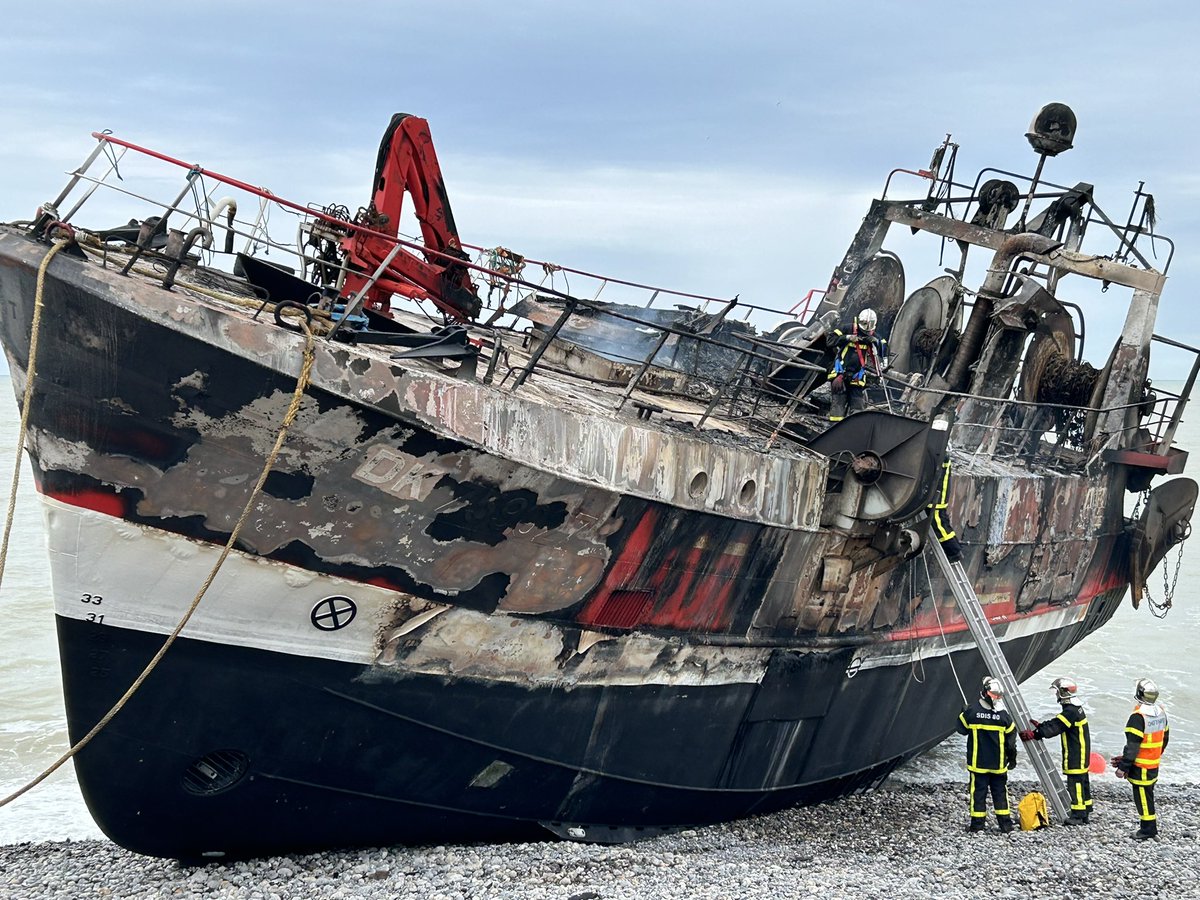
<box><xmin>2</xmin><ymin>1</ymin><xmax>1198</xmax><ymax>376</ymax></box>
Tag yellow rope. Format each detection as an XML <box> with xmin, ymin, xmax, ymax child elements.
<box><xmin>0</xmin><ymin>237</ymin><xmax>71</xmax><ymax>586</ymax></box>
<box><xmin>0</xmin><ymin>320</ymin><xmax>317</xmax><ymax>809</ymax></box>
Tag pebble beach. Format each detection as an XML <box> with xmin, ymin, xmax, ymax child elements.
<box><xmin>2</xmin><ymin>780</ymin><xmax>1195</xmax><ymax>899</ymax></box>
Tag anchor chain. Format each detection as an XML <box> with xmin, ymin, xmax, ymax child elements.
<box><xmin>1129</xmin><ymin>488</ymin><xmax>1147</xmax><ymax>522</ymax></box>
<box><xmin>1142</xmin><ymin>519</ymin><xmax>1189</xmax><ymax>619</ymax></box>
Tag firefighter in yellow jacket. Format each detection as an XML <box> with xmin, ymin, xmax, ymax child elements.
<box><xmin>956</xmin><ymin>676</ymin><xmax>1018</xmax><ymax>833</ymax></box>
<box><xmin>1020</xmin><ymin>676</ymin><xmax>1091</xmax><ymax>824</ymax></box>
<box><xmin>1111</xmin><ymin>677</ymin><xmax>1170</xmax><ymax>840</ymax></box>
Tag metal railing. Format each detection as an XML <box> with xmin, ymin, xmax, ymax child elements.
<box><xmin>16</xmin><ymin>130</ymin><xmax>1188</xmax><ymax>463</ymax></box>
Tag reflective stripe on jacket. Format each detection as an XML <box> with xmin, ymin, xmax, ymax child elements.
<box><xmin>1125</xmin><ymin>702</ymin><xmax>1169</xmax><ymax>769</ymax></box>
<box><xmin>927</xmin><ymin>456</ymin><xmax>956</xmax><ymax>541</ymax></box>
<box><xmin>1034</xmin><ymin>703</ymin><xmax>1090</xmax><ymax>774</ymax></box>
<box><xmin>827</xmin><ymin>330</ymin><xmax>888</xmax><ymax>386</ymax></box>
<box><xmin>956</xmin><ymin>701</ymin><xmax>1017</xmax><ymax>774</ymax></box>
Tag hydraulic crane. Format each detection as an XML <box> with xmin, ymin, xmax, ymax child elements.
<box><xmin>340</xmin><ymin>113</ymin><xmax>481</xmax><ymax>321</ymax></box>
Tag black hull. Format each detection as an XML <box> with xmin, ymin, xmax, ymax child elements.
<box><xmin>59</xmin><ymin>594</ymin><xmax>1121</xmax><ymax>860</ymax></box>
<box><xmin>0</xmin><ymin>115</ymin><xmax>1178</xmax><ymax>864</ymax></box>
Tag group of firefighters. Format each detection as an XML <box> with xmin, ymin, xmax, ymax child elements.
<box><xmin>957</xmin><ymin>675</ymin><xmax>1170</xmax><ymax>840</ymax></box>
<box><xmin>820</xmin><ymin>308</ymin><xmax>1172</xmax><ymax>841</ymax></box>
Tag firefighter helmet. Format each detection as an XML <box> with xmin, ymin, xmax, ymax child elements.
<box><xmin>1051</xmin><ymin>677</ymin><xmax>1078</xmax><ymax>703</ymax></box>
<box><xmin>1135</xmin><ymin>678</ymin><xmax>1159</xmax><ymax>704</ymax></box>
<box><xmin>980</xmin><ymin>676</ymin><xmax>1004</xmax><ymax>708</ymax></box>
<box><xmin>856</xmin><ymin>308</ymin><xmax>878</xmax><ymax>334</ymax></box>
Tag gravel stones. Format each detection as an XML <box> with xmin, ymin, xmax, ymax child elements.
<box><xmin>1</xmin><ymin>780</ymin><xmax>1194</xmax><ymax>899</ymax></box>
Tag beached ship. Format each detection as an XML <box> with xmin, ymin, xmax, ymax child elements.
<box><xmin>0</xmin><ymin>104</ymin><xmax>1194</xmax><ymax>860</ymax></box>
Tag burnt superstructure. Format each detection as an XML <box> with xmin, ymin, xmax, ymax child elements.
<box><xmin>0</xmin><ymin>105</ymin><xmax>1194</xmax><ymax>860</ymax></box>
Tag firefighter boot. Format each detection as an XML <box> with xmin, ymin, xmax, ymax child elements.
<box><xmin>998</xmin><ymin>816</ymin><xmax>1014</xmax><ymax>834</ymax></box>
<box><xmin>967</xmin><ymin>819</ymin><xmax>985</xmax><ymax>834</ymax></box>
<box><xmin>828</xmin><ymin>379</ymin><xmax>847</xmax><ymax>422</ymax></box>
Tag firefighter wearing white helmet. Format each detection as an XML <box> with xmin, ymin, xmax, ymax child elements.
<box><xmin>956</xmin><ymin>676</ymin><xmax>1018</xmax><ymax>833</ymax></box>
<box><xmin>1112</xmin><ymin>677</ymin><xmax>1170</xmax><ymax>840</ymax></box>
<box><xmin>1020</xmin><ymin>676</ymin><xmax>1092</xmax><ymax>824</ymax></box>
<box><xmin>826</xmin><ymin>307</ymin><xmax>889</xmax><ymax>421</ymax></box>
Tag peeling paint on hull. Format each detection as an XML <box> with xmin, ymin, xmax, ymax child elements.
<box><xmin>0</xmin><ymin>221</ymin><xmax>1145</xmax><ymax>860</ymax></box>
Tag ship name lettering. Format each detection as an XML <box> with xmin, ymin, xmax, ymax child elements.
<box><xmin>354</xmin><ymin>446</ymin><xmax>440</xmax><ymax>501</ymax></box>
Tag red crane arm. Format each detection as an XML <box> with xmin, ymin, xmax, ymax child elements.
<box><xmin>341</xmin><ymin>114</ymin><xmax>480</xmax><ymax>320</ymax></box>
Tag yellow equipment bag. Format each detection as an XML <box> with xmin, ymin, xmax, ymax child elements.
<box><xmin>1018</xmin><ymin>792</ymin><xmax>1050</xmax><ymax>831</ymax></box>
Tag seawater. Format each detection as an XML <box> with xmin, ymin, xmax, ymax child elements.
<box><xmin>0</xmin><ymin>377</ymin><xmax>1196</xmax><ymax>844</ymax></box>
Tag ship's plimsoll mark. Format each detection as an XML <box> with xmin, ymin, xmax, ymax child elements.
<box><xmin>311</xmin><ymin>596</ymin><xmax>357</xmax><ymax>631</ymax></box>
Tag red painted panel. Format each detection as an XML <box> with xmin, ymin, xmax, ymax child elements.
<box><xmin>583</xmin><ymin>589</ymin><xmax>655</xmax><ymax>629</ymax></box>
<box><xmin>578</xmin><ymin>507</ymin><xmax>661</xmax><ymax>629</ymax></box>
<box><xmin>45</xmin><ymin>487</ymin><xmax>127</xmax><ymax>518</ymax></box>
<box><xmin>646</xmin><ymin>531</ymin><xmax>750</xmax><ymax>632</ymax></box>
<box><xmin>579</xmin><ymin>508</ymin><xmax>754</xmax><ymax>634</ymax></box>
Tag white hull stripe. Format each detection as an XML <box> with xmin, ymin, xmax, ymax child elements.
<box><xmin>44</xmin><ymin>496</ymin><xmax>393</xmax><ymax>666</ymax></box>
<box><xmin>846</xmin><ymin>600</ymin><xmax>1089</xmax><ymax>675</ymax></box>
<box><xmin>40</xmin><ymin>497</ymin><xmax>1092</xmax><ymax>686</ymax></box>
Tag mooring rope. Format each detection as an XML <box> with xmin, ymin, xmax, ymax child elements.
<box><xmin>0</xmin><ymin>306</ymin><xmax>316</xmax><ymax>809</ymax></box>
<box><xmin>0</xmin><ymin>236</ymin><xmax>71</xmax><ymax>586</ymax></box>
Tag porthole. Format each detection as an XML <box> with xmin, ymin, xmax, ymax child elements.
<box><xmin>688</xmin><ymin>471</ymin><xmax>709</xmax><ymax>499</ymax></box>
<box><xmin>739</xmin><ymin>479</ymin><xmax>757</xmax><ymax>505</ymax></box>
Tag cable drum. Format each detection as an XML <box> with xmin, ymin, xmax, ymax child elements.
<box><xmin>1030</xmin><ymin>351</ymin><xmax>1100</xmax><ymax>449</ymax></box>
<box><xmin>1017</xmin><ymin>310</ymin><xmax>1080</xmax><ymax>405</ymax></box>
<box><xmin>1015</xmin><ymin>309</ymin><xmax>1096</xmax><ymax>449</ymax></box>
<box><xmin>1035</xmin><ymin>354</ymin><xmax>1099</xmax><ymax>407</ymax></box>
<box><xmin>841</xmin><ymin>253</ymin><xmax>905</xmax><ymax>337</ymax></box>
<box><xmin>913</xmin><ymin>327</ymin><xmax>944</xmax><ymax>358</ymax></box>
<box><xmin>888</xmin><ymin>275</ymin><xmax>959</xmax><ymax>376</ymax></box>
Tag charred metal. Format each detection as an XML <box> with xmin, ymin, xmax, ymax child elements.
<box><xmin>0</xmin><ymin>103</ymin><xmax>1195</xmax><ymax>859</ymax></box>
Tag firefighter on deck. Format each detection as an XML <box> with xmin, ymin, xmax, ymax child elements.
<box><xmin>956</xmin><ymin>676</ymin><xmax>1019</xmax><ymax>833</ymax></box>
<box><xmin>928</xmin><ymin>454</ymin><xmax>963</xmax><ymax>562</ymax></box>
<box><xmin>1020</xmin><ymin>677</ymin><xmax>1092</xmax><ymax>824</ymax></box>
<box><xmin>827</xmin><ymin>307</ymin><xmax>889</xmax><ymax>421</ymax></box>
<box><xmin>1112</xmin><ymin>677</ymin><xmax>1170</xmax><ymax>840</ymax></box>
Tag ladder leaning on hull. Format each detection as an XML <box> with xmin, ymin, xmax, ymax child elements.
<box><xmin>928</xmin><ymin>539</ymin><xmax>1073</xmax><ymax>824</ymax></box>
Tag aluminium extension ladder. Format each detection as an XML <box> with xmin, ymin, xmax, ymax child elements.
<box><xmin>928</xmin><ymin>539</ymin><xmax>1072</xmax><ymax>823</ymax></box>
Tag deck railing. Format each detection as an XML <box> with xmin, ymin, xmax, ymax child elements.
<box><xmin>17</xmin><ymin>131</ymin><xmax>1190</xmax><ymax>465</ymax></box>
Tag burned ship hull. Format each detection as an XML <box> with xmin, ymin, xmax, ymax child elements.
<box><xmin>0</xmin><ymin>106</ymin><xmax>1194</xmax><ymax>859</ymax></box>
<box><xmin>53</xmin><ymin>602</ymin><xmax>1124</xmax><ymax>858</ymax></box>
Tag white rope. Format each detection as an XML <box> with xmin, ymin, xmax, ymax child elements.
<box><xmin>923</xmin><ymin>546</ymin><xmax>967</xmax><ymax>705</ymax></box>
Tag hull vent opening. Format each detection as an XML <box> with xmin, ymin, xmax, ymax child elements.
<box><xmin>582</xmin><ymin>589</ymin><xmax>655</xmax><ymax>630</ymax></box>
<box><xmin>182</xmin><ymin>749</ymin><xmax>250</xmax><ymax>796</ymax></box>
